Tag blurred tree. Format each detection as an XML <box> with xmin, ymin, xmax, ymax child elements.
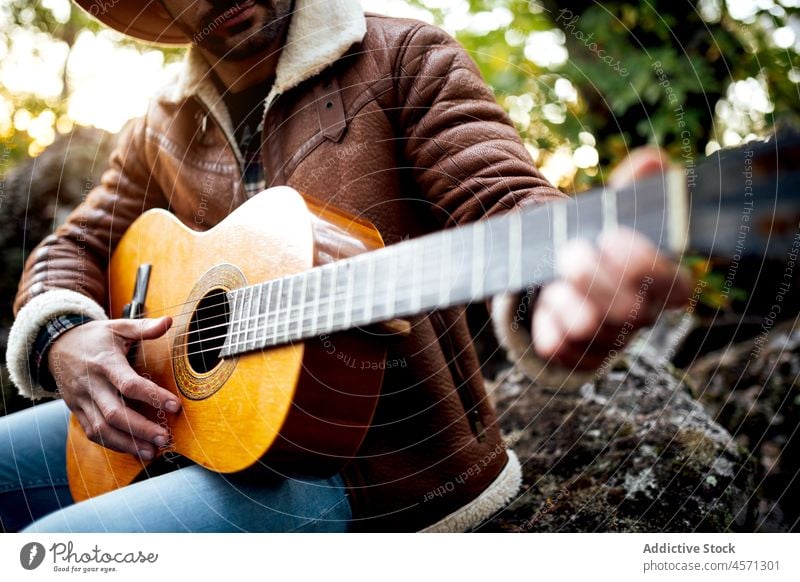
<box><xmin>408</xmin><ymin>0</ymin><xmax>799</xmax><ymax>190</ymax></box>
<box><xmin>2</xmin><ymin>1</ymin><xmax>797</xmax><ymax>185</ymax></box>
<box><xmin>0</xmin><ymin>0</ymin><xmax>182</xmax><ymax>162</ymax></box>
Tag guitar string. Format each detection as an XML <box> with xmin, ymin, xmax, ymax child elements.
<box><xmin>124</xmin><ymin>190</ymin><xmax>650</xmax><ymax>323</ymax></box>
<box><xmin>134</xmin><ymin>230</ymin><xmax>488</xmax><ymax>322</ymax></box>
<box><xmin>133</xmin><ymin>212</ymin><xmax>667</xmax><ymax>367</ymax></box>
<box><xmin>126</xmin><ymin>200</ymin><xmax>666</xmax><ymax>365</ymax></box>
<box><xmin>144</xmin><ymin>221</ymin><xmax>664</xmax><ymax>362</ymax></box>
<box><xmin>165</xmin><ymin>245</ymin><xmax>486</xmax><ymax>343</ymax></box>
<box><xmin>136</xmin><ymin>256</ymin><xmax>510</xmax><ymax>367</ymax></box>
<box><xmin>126</xmin><ymin>192</ymin><xmax>632</xmax><ymax>321</ymax></box>
<box><xmin>151</xmin><ymin>224</ymin><xmax>573</xmax><ymax>350</ymax></box>
<box><xmin>139</xmin><ymin>225</ymin><xmax>521</xmax><ymax>340</ymax></box>
<box><xmin>163</xmin><ymin>209</ymin><xmax>648</xmax><ymax>343</ymax></box>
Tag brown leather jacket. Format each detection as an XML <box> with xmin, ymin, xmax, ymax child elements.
<box><xmin>9</xmin><ymin>10</ymin><xmax>562</xmax><ymax>531</ymax></box>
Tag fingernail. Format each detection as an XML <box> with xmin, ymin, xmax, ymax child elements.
<box><xmin>154</xmin><ymin>435</ymin><xmax>167</xmax><ymax>447</ymax></box>
<box><xmin>535</xmin><ymin>319</ymin><xmax>558</xmax><ymax>352</ymax></box>
<box><xmin>139</xmin><ymin>449</ymin><xmax>153</xmax><ymax>461</ymax></box>
<box><xmin>165</xmin><ymin>400</ymin><xmax>180</xmax><ymax>413</ymax></box>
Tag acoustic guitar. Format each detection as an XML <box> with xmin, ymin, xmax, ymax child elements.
<box><xmin>66</xmin><ymin>137</ymin><xmax>799</xmax><ymax>502</ymax></box>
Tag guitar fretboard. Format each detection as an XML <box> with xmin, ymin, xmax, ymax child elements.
<box><xmin>219</xmin><ymin>170</ymin><xmax>687</xmax><ymax>357</ymax></box>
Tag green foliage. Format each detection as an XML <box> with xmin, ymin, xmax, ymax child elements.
<box><xmin>0</xmin><ymin>1</ymin><xmax>183</xmax><ymax>164</ymax></box>
<box><xmin>409</xmin><ymin>0</ymin><xmax>799</xmax><ymax>189</ymax></box>
<box><xmin>682</xmin><ymin>255</ymin><xmax>748</xmax><ymax>310</ymax></box>
<box><xmin>1</xmin><ymin>0</ymin><xmax>797</xmax><ymax>185</ymax></box>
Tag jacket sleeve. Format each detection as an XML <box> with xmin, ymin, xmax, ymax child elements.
<box><xmin>6</xmin><ymin>115</ymin><xmax>168</xmax><ymax>399</ymax></box>
<box><xmin>394</xmin><ymin>24</ymin><xmax>591</xmax><ymax>388</ymax></box>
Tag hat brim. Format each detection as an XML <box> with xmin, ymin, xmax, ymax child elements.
<box><xmin>74</xmin><ymin>0</ymin><xmax>190</xmax><ymax>45</ymax></box>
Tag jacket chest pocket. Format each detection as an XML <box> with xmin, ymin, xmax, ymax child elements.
<box><xmin>268</xmin><ymin>77</ymin><xmax>348</xmax><ymax>185</ymax></box>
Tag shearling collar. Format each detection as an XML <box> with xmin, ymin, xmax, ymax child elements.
<box><xmin>157</xmin><ymin>0</ymin><xmax>367</xmax><ymax>165</ymax></box>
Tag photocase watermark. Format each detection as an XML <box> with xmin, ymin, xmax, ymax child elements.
<box><xmin>316</xmin><ymin>333</ymin><xmax>407</xmax><ymax>371</ymax></box>
<box><xmin>86</xmin><ymin>0</ymin><xmax>122</xmax><ymax>17</ymax></box>
<box><xmin>19</xmin><ymin>540</ymin><xmax>158</xmax><ymax>574</ymax></box>
<box><xmin>67</xmin><ymin>175</ymin><xmax>99</xmax><ymax>297</ymax></box>
<box><xmin>19</xmin><ymin>542</ymin><xmax>46</xmax><ymax>571</ymax></box>
<box><xmin>142</xmin><ymin>372</ymin><xmax>180</xmax><ymax>462</ymax></box>
<box><xmin>509</xmin><ymin>246</ymin><xmax>553</xmax><ymax>334</ymax></box>
<box><xmin>555</xmin><ymin>9</ymin><xmax>629</xmax><ymax>77</ymax></box>
<box><xmin>638</xmin><ymin>276</ymin><xmax>708</xmax><ymax>398</ymax></box>
<box><xmin>296</xmin><ymin>140</ymin><xmax>371</xmax><ymax>193</ymax></box>
<box><xmin>510</xmin><ymin>284</ymin><xmax>538</xmax><ymax>333</ymax></box>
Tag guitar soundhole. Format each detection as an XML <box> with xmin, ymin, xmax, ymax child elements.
<box><xmin>186</xmin><ymin>289</ymin><xmax>229</xmax><ymax>375</ymax></box>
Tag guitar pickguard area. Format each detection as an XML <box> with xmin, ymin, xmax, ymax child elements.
<box><xmin>171</xmin><ymin>263</ymin><xmax>246</xmax><ymax>400</ymax></box>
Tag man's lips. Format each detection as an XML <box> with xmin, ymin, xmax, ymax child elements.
<box><xmin>208</xmin><ymin>1</ymin><xmax>256</xmax><ymax>32</ymax></box>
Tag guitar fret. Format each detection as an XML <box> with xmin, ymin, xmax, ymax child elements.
<box><xmin>225</xmin><ymin>290</ymin><xmax>241</xmax><ymax>353</ymax></box>
<box><xmin>342</xmin><ymin>262</ymin><xmax>355</xmax><ymax>329</ymax></box>
<box><xmin>602</xmin><ymin>187</ymin><xmax>618</xmax><ymax>234</ymax></box>
<box><xmin>269</xmin><ymin>278</ymin><xmax>283</xmax><ymax>345</ymax></box>
<box><xmin>326</xmin><ymin>263</ymin><xmax>337</xmax><ymax>332</ymax></box>
<box><xmin>553</xmin><ymin>203</ymin><xmax>567</xmax><ymax>249</ymax></box>
<box><xmin>410</xmin><ymin>241</ymin><xmax>423</xmax><ymax>313</ymax></box>
<box><xmin>439</xmin><ymin>231</ymin><xmax>451</xmax><ymax>306</ymax></box>
<box><xmin>667</xmin><ymin>169</ymin><xmax>689</xmax><ymax>252</ymax></box>
<box><xmin>508</xmin><ymin>210</ymin><xmax>522</xmax><ymax>291</ymax></box>
<box><xmin>363</xmin><ymin>258</ymin><xmax>375</xmax><ymax>323</ymax></box>
<box><xmin>260</xmin><ymin>281</ymin><xmax>273</xmax><ymax>343</ymax></box>
<box><xmin>254</xmin><ymin>284</ymin><xmax>263</xmax><ymax>346</ymax></box>
<box><xmin>471</xmin><ymin>220</ymin><xmax>485</xmax><ymax>298</ymax></box>
<box><xmin>240</xmin><ymin>287</ymin><xmax>250</xmax><ymax>351</ymax></box>
<box><xmin>244</xmin><ymin>287</ymin><xmax>253</xmax><ymax>348</ymax></box>
<box><xmin>295</xmin><ymin>273</ymin><xmax>308</xmax><ymax>341</ymax></box>
<box><xmin>246</xmin><ymin>285</ymin><xmax>257</xmax><ymax>349</ymax></box>
<box><xmin>228</xmin><ymin>291</ymin><xmax>238</xmax><ymax>349</ymax></box>
<box><xmin>233</xmin><ymin>290</ymin><xmax>245</xmax><ymax>350</ymax></box>
<box><xmin>385</xmin><ymin>251</ymin><xmax>398</xmax><ymax>320</ymax></box>
<box><xmin>308</xmin><ymin>268</ymin><xmax>323</xmax><ymax>337</ymax></box>
<box><xmin>283</xmin><ymin>277</ymin><xmax>295</xmax><ymax>342</ymax></box>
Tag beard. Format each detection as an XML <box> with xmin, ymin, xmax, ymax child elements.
<box><xmin>188</xmin><ymin>0</ymin><xmax>295</xmax><ymax>62</ymax></box>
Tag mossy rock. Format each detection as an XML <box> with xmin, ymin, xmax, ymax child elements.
<box><xmin>482</xmin><ymin>339</ymin><xmax>757</xmax><ymax>532</ymax></box>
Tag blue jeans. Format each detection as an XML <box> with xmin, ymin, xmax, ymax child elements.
<box><xmin>0</xmin><ymin>400</ymin><xmax>351</xmax><ymax>532</ymax></box>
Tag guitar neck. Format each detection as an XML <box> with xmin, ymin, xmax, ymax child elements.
<box><xmin>219</xmin><ymin>169</ymin><xmax>687</xmax><ymax>357</ymax></box>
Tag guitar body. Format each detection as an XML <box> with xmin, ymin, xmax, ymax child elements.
<box><xmin>66</xmin><ymin>187</ymin><xmax>387</xmax><ymax>502</ymax></box>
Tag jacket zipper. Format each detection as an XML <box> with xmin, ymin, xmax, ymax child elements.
<box><xmin>194</xmin><ymin>98</ymin><xmax>245</xmax><ymax>180</ymax></box>
<box><xmin>431</xmin><ymin>311</ymin><xmax>485</xmax><ymax>442</ymax></box>
<box><xmin>194</xmin><ymin>90</ymin><xmax>283</xmax><ymax>184</ymax></box>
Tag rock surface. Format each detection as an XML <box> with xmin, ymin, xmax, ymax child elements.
<box><xmin>689</xmin><ymin>318</ymin><xmax>800</xmax><ymax>532</ymax></box>
<box><xmin>481</xmin><ymin>330</ymin><xmax>759</xmax><ymax>532</ymax></box>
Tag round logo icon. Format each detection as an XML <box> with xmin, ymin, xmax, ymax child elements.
<box><xmin>20</xmin><ymin>542</ymin><xmax>46</xmax><ymax>570</ymax></box>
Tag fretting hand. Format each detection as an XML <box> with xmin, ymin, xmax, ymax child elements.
<box><xmin>532</xmin><ymin>148</ymin><xmax>693</xmax><ymax>370</ymax></box>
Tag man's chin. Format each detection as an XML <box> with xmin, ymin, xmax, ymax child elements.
<box><xmin>198</xmin><ymin>23</ymin><xmax>284</xmax><ymax>62</ymax></box>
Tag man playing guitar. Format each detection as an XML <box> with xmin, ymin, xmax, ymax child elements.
<box><xmin>1</xmin><ymin>0</ymin><xmax>689</xmax><ymax>532</ymax></box>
